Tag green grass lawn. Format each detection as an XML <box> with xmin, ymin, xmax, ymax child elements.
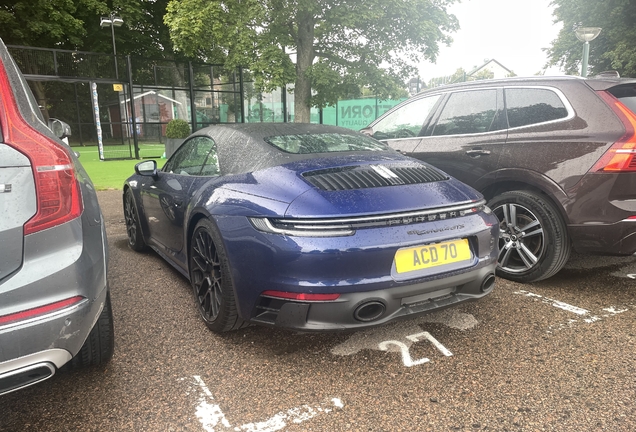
<box><xmin>76</xmin><ymin>143</ymin><xmax>166</xmax><ymax>190</ymax></box>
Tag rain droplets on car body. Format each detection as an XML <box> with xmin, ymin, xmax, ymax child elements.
<box><xmin>123</xmin><ymin>123</ymin><xmax>499</xmax><ymax>332</ymax></box>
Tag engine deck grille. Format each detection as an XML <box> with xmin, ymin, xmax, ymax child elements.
<box><xmin>303</xmin><ymin>165</ymin><xmax>448</xmax><ymax>191</ymax></box>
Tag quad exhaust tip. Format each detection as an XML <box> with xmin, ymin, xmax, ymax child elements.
<box><xmin>481</xmin><ymin>274</ymin><xmax>496</xmax><ymax>292</ymax></box>
<box><xmin>354</xmin><ymin>301</ymin><xmax>386</xmax><ymax>322</ymax></box>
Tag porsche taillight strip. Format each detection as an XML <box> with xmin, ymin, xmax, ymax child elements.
<box><xmin>249</xmin><ymin>200</ymin><xmax>486</xmax><ymax>237</ymax></box>
<box><xmin>279</xmin><ymin>199</ymin><xmax>485</xmax><ymax>226</ymax></box>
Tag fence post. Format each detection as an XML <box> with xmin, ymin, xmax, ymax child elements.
<box><xmin>90</xmin><ymin>82</ymin><xmax>104</xmax><ymax>161</ymax></box>
<box><xmin>127</xmin><ymin>55</ymin><xmax>140</xmax><ymax>159</ymax></box>
<box><xmin>188</xmin><ymin>61</ymin><xmax>197</xmax><ymax>131</ymax></box>
<box><xmin>238</xmin><ymin>67</ymin><xmax>245</xmax><ymax>123</ymax></box>
<box><xmin>53</xmin><ymin>50</ymin><xmax>58</xmax><ymax>76</ymax></box>
<box><xmin>73</xmin><ymin>83</ymin><xmax>84</xmax><ymax>146</ymax></box>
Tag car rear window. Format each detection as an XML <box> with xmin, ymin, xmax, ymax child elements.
<box><xmin>608</xmin><ymin>85</ymin><xmax>636</xmax><ymax>114</ymax></box>
<box><xmin>264</xmin><ymin>133</ymin><xmax>388</xmax><ymax>154</ymax></box>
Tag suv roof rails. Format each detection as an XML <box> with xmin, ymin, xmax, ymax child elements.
<box><xmin>592</xmin><ymin>70</ymin><xmax>621</xmax><ymax>79</ymax></box>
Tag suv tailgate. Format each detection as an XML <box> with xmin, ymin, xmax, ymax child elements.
<box><xmin>0</xmin><ymin>143</ymin><xmax>36</xmax><ymax>282</ymax></box>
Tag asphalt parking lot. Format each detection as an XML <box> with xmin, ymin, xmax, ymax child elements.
<box><xmin>2</xmin><ymin>189</ymin><xmax>635</xmax><ymax>432</ymax></box>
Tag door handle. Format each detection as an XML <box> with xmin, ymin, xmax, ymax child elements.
<box><xmin>465</xmin><ymin>149</ymin><xmax>491</xmax><ymax>157</ymax></box>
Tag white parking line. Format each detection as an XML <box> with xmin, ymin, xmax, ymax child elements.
<box><xmin>187</xmin><ymin>376</ymin><xmax>343</xmax><ymax>432</ymax></box>
<box><xmin>193</xmin><ymin>375</ymin><xmax>231</xmax><ymax>431</ymax></box>
<box><xmin>514</xmin><ymin>290</ymin><xmax>589</xmax><ymax>315</ymax></box>
<box><xmin>513</xmin><ymin>290</ymin><xmax>630</xmax><ymax>331</ymax></box>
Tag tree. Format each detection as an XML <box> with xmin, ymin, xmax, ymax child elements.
<box><xmin>0</xmin><ymin>0</ymin><xmax>104</xmax><ymax>48</ymax></box>
<box><xmin>469</xmin><ymin>69</ymin><xmax>494</xmax><ymax>81</ymax></box>
<box><xmin>0</xmin><ymin>0</ymin><xmax>191</xmax><ymax>121</ymax></box>
<box><xmin>165</xmin><ymin>0</ymin><xmax>459</xmax><ymax>122</ymax></box>
<box><xmin>546</xmin><ymin>0</ymin><xmax>636</xmax><ymax>77</ymax></box>
<box><xmin>427</xmin><ymin>67</ymin><xmax>466</xmax><ymax>88</ymax></box>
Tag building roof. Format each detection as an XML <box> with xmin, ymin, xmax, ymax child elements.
<box><xmin>121</xmin><ymin>90</ymin><xmax>181</xmax><ymax>105</ymax></box>
<box><xmin>467</xmin><ymin>59</ymin><xmax>513</xmax><ymax>77</ymax></box>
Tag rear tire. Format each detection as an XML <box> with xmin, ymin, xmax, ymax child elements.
<box><xmin>488</xmin><ymin>190</ymin><xmax>570</xmax><ymax>283</ymax></box>
<box><xmin>189</xmin><ymin>218</ymin><xmax>247</xmax><ymax>333</ymax></box>
<box><xmin>65</xmin><ymin>291</ymin><xmax>115</xmax><ymax>370</ymax></box>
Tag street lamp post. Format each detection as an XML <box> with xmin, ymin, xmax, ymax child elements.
<box><xmin>575</xmin><ymin>27</ymin><xmax>602</xmax><ymax>78</ymax></box>
<box><xmin>100</xmin><ymin>13</ymin><xmax>124</xmax><ymax>79</ymax></box>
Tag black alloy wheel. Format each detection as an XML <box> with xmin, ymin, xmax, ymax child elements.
<box><xmin>489</xmin><ymin>190</ymin><xmax>570</xmax><ymax>283</ymax></box>
<box><xmin>124</xmin><ymin>189</ymin><xmax>147</xmax><ymax>252</ymax></box>
<box><xmin>189</xmin><ymin>219</ymin><xmax>245</xmax><ymax>333</ymax></box>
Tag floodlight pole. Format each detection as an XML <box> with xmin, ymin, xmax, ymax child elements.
<box><xmin>581</xmin><ymin>41</ymin><xmax>590</xmax><ymax>78</ymax></box>
<box><xmin>575</xmin><ymin>27</ymin><xmax>601</xmax><ymax>78</ymax></box>
<box><xmin>110</xmin><ymin>19</ymin><xmax>118</xmax><ymax>79</ymax></box>
<box><xmin>101</xmin><ymin>13</ymin><xmax>124</xmax><ymax>79</ymax></box>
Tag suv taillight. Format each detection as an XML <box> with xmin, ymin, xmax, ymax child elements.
<box><xmin>592</xmin><ymin>91</ymin><xmax>636</xmax><ymax>172</ymax></box>
<box><xmin>0</xmin><ymin>65</ymin><xmax>83</xmax><ymax>235</ymax></box>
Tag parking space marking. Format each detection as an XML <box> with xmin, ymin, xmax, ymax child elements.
<box><xmin>379</xmin><ymin>331</ymin><xmax>453</xmax><ymax>368</ymax></box>
<box><xmin>514</xmin><ymin>290</ymin><xmax>589</xmax><ymax>315</ymax></box>
<box><xmin>331</xmin><ymin>310</ymin><xmax>476</xmax><ymax>357</ymax></box>
<box><xmin>407</xmin><ymin>331</ymin><xmax>453</xmax><ymax>357</ymax></box>
<box><xmin>187</xmin><ymin>376</ymin><xmax>343</xmax><ymax>432</ymax></box>
<box><xmin>513</xmin><ymin>290</ymin><xmax>630</xmax><ymax>331</ymax></box>
<box><xmin>379</xmin><ymin>340</ymin><xmax>430</xmax><ymax>367</ymax></box>
<box><xmin>193</xmin><ymin>376</ymin><xmax>231</xmax><ymax>431</ymax></box>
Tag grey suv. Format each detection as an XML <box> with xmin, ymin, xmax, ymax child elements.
<box><xmin>0</xmin><ymin>39</ymin><xmax>113</xmax><ymax>395</ymax></box>
<box><xmin>366</xmin><ymin>76</ymin><xmax>636</xmax><ymax>282</ymax></box>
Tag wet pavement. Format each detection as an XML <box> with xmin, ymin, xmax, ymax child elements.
<box><xmin>1</xmin><ymin>190</ymin><xmax>635</xmax><ymax>431</ymax></box>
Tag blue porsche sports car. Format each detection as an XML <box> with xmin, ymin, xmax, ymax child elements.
<box><xmin>123</xmin><ymin>123</ymin><xmax>499</xmax><ymax>332</ymax></box>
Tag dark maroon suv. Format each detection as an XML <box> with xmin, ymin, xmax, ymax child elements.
<box><xmin>365</xmin><ymin>76</ymin><xmax>636</xmax><ymax>283</ymax></box>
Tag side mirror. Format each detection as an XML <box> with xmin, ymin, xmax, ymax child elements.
<box><xmin>359</xmin><ymin>126</ymin><xmax>373</xmax><ymax>137</ymax></box>
<box><xmin>135</xmin><ymin>160</ymin><xmax>158</xmax><ymax>178</ymax></box>
<box><xmin>48</xmin><ymin>118</ymin><xmax>72</xmax><ymax>139</ymax></box>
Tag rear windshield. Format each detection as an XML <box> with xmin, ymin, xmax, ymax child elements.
<box><xmin>264</xmin><ymin>133</ymin><xmax>389</xmax><ymax>154</ymax></box>
<box><xmin>608</xmin><ymin>85</ymin><xmax>636</xmax><ymax>114</ymax></box>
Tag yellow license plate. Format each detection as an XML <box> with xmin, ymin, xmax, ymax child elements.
<box><xmin>394</xmin><ymin>239</ymin><xmax>472</xmax><ymax>274</ymax></box>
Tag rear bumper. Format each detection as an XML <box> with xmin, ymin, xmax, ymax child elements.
<box><xmin>216</xmin><ymin>210</ymin><xmax>499</xmax><ymax>330</ymax></box>
<box><xmin>0</xmin><ymin>286</ymin><xmax>107</xmax><ymax>396</ymax></box>
<box><xmin>0</xmin><ymin>213</ymin><xmax>109</xmax><ymax>396</ymax></box>
<box><xmin>251</xmin><ymin>259</ymin><xmax>496</xmax><ymax>331</ymax></box>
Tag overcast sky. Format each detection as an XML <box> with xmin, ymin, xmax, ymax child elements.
<box><xmin>417</xmin><ymin>0</ymin><xmax>564</xmax><ymax>80</ymax></box>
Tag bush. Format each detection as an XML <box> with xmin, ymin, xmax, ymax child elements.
<box><xmin>166</xmin><ymin>119</ymin><xmax>190</xmax><ymax>138</ymax></box>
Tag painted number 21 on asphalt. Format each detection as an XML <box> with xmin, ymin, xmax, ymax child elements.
<box><xmin>379</xmin><ymin>331</ymin><xmax>453</xmax><ymax>367</ymax></box>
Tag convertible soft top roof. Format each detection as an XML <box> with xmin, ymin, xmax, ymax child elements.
<box><xmin>199</xmin><ymin>122</ymin><xmax>362</xmax><ymax>141</ymax></box>
<box><xmin>191</xmin><ymin>123</ymin><xmax>393</xmax><ymax>175</ymax></box>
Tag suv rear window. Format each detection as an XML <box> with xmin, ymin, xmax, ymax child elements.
<box><xmin>504</xmin><ymin>88</ymin><xmax>569</xmax><ymax>128</ymax></box>
<box><xmin>608</xmin><ymin>85</ymin><xmax>636</xmax><ymax>114</ymax></box>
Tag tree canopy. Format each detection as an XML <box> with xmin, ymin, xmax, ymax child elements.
<box><xmin>165</xmin><ymin>0</ymin><xmax>459</xmax><ymax>122</ymax></box>
<box><xmin>546</xmin><ymin>0</ymin><xmax>636</xmax><ymax>77</ymax></box>
<box><xmin>0</xmin><ymin>0</ymin><xmax>182</xmax><ymax>60</ymax></box>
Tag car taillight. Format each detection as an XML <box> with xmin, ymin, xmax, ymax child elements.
<box><xmin>0</xmin><ymin>63</ymin><xmax>83</xmax><ymax>235</ymax></box>
<box><xmin>261</xmin><ymin>290</ymin><xmax>341</xmax><ymax>301</ymax></box>
<box><xmin>592</xmin><ymin>92</ymin><xmax>636</xmax><ymax>173</ymax></box>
